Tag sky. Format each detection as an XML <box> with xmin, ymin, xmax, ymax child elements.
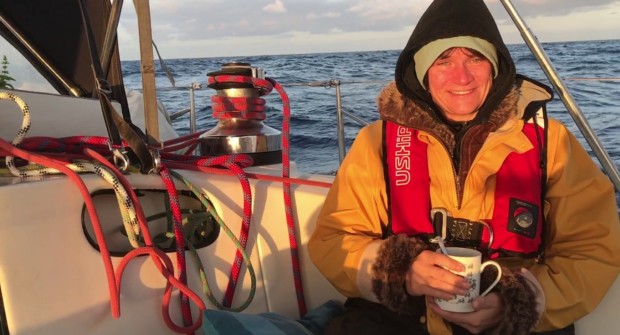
<box><xmin>114</xmin><ymin>0</ymin><xmax>620</xmax><ymax>60</ymax></box>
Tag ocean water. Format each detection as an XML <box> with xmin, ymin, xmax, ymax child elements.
<box><xmin>121</xmin><ymin>39</ymin><xmax>620</xmax><ymax>180</ymax></box>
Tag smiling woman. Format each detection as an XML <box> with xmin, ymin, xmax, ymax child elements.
<box><xmin>308</xmin><ymin>0</ymin><xmax>620</xmax><ymax>334</ymax></box>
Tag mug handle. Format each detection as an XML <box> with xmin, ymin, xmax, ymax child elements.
<box><xmin>479</xmin><ymin>261</ymin><xmax>502</xmax><ymax>297</ymax></box>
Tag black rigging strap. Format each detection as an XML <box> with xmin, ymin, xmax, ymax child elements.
<box><xmin>77</xmin><ymin>0</ymin><xmax>159</xmax><ymax>174</ymax></box>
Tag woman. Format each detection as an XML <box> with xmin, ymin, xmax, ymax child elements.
<box><xmin>308</xmin><ymin>0</ymin><xmax>620</xmax><ymax>334</ymax></box>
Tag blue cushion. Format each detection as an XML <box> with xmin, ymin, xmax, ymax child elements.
<box><xmin>202</xmin><ymin>300</ymin><xmax>344</xmax><ymax>335</ymax></box>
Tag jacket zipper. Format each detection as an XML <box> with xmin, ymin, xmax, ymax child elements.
<box><xmin>413</xmin><ymin>120</ymin><xmax>465</xmax><ymax>210</ymax></box>
<box><xmin>452</xmin><ymin>126</ymin><xmax>468</xmax><ymax>210</ymax></box>
<box><xmin>424</xmin><ymin>132</ymin><xmax>462</xmax><ymax>210</ymax></box>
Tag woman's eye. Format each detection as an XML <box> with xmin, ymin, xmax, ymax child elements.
<box><xmin>471</xmin><ymin>57</ymin><xmax>489</xmax><ymax>64</ymax></box>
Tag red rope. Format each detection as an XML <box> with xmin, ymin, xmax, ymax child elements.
<box><xmin>209</xmin><ymin>75</ymin><xmax>307</xmax><ymax>316</ymax></box>
<box><xmin>210</xmin><ymin>95</ymin><xmax>267</xmax><ymax>120</ymax></box>
<box><xmin>207</xmin><ymin>75</ymin><xmax>272</xmax><ymax>122</ymax></box>
<box><xmin>8</xmin><ymin>135</ymin><xmax>332</xmax><ymax>189</ymax></box>
<box><xmin>0</xmin><ymin>140</ymin><xmax>119</xmax><ymax>316</ymax></box>
<box><xmin>84</xmin><ymin>148</ymin><xmax>205</xmax><ymax>334</ymax></box>
<box><xmin>160</xmin><ymin>131</ymin><xmax>206</xmax><ymax>153</ymax></box>
<box><xmin>207</xmin><ymin>73</ymin><xmax>308</xmax><ymax>316</ymax></box>
<box><xmin>159</xmin><ymin>165</ymin><xmax>193</xmax><ymax>328</ymax></box>
<box><xmin>174</xmin><ymin>154</ymin><xmax>254</xmax><ymax>308</ymax></box>
<box><xmin>18</xmin><ymin>136</ymin><xmax>110</xmax><ymax>154</ymax></box>
<box><xmin>268</xmin><ymin>77</ymin><xmax>308</xmax><ymax>316</ymax></box>
<box><xmin>84</xmin><ymin>148</ymin><xmax>204</xmax><ymax>333</ymax></box>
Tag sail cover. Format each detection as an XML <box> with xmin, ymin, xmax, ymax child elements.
<box><xmin>0</xmin><ymin>0</ymin><xmax>128</xmax><ymax>101</ymax></box>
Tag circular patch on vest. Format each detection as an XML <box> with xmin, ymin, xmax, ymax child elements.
<box><xmin>508</xmin><ymin>199</ymin><xmax>539</xmax><ymax>238</ymax></box>
<box><xmin>514</xmin><ymin>207</ymin><xmax>534</xmax><ymax>229</ymax></box>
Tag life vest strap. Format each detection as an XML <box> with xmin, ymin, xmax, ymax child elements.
<box><xmin>430</xmin><ymin>207</ymin><xmax>494</xmax><ymax>250</ymax></box>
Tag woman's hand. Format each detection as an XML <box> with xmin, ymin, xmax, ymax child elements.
<box><xmin>428</xmin><ymin>292</ymin><xmax>505</xmax><ymax>334</ymax></box>
<box><xmin>405</xmin><ymin>250</ymin><xmax>470</xmax><ymax>299</ymax></box>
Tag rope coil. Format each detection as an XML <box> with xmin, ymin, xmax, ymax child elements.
<box><xmin>207</xmin><ymin>74</ymin><xmax>274</xmax><ymax>121</ymax></box>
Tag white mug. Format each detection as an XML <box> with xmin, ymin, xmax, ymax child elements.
<box><xmin>435</xmin><ymin>247</ymin><xmax>502</xmax><ymax>313</ymax></box>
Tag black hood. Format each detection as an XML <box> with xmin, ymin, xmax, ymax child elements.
<box><xmin>395</xmin><ymin>0</ymin><xmax>516</xmax><ymax>124</ymax></box>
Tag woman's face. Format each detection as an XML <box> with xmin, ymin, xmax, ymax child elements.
<box><xmin>426</xmin><ymin>47</ymin><xmax>493</xmax><ymax>122</ymax></box>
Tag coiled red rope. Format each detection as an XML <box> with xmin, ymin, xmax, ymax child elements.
<box><xmin>207</xmin><ymin>75</ymin><xmax>269</xmax><ymax>121</ymax></box>
<box><xmin>210</xmin><ymin>95</ymin><xmax>267</xmax><ymax>120</ymax></box>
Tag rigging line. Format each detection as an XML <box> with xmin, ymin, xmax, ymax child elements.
<box><xmin>136</xmin><ymin>76</ymin><xmax>620</xmax><ymax>92</ymax></box>
<box><xmin>153</xmin><ymin>40</ymin><xmax>176</xmax><ymax>87</ymax></box>
<box><xmin>281</xmin><ymin>79</ymin><xmax>388</xmax><ymax>87</ymax></box>
<box><xmin>563</xmin><ymin>77</ymin><xmax>620</xmax><ymax>81</ymax></box>
<box><xmin>282</xmin><ymin>78</ymin><xmax>620</xmax><ymax>86</ymax></box>
<box><xmin>202</xmin><ymin>72</ymin><xmax>308</xmax><ymax>316</ymax></box>
<box><xmin>0</xmin><ymin>134</ymin><xmax>333</xmax><ymax>189</ymax></box>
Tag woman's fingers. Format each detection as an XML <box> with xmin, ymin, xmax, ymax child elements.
<box><xmin>406</xmin><ymin>250</ymin><xmax>470</xmax><ymax>297</ymax></box>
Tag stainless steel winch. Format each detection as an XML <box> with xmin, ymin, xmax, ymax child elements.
<box><xmin>199</xmin><ymin>62</ymin><xmax>282</xmax><ymax>165</ymax></box>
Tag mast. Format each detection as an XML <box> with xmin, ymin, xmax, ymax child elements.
<box><xmin>499</xmin><ymin>0</ymin><xmax>620</xmax><ymax>192</ymax></box>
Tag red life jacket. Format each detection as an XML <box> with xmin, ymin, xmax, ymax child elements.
<box><xmin>383</xmin><ymin>120</ymin><xmax>544</xmax><ymax>258</ymax></box>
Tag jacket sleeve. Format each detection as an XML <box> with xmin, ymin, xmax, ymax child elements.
<box><xmin>308</xmin><ymin>121</ymin><xmax>389</xmax><ymax>299</ymax></box>
<box><xmin>530</xmin><ymin>119</ymin><xmax>620</xmax><ymax>331</ymax></box>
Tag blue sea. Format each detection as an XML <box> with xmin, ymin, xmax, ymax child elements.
<box><xmin>121</xmin><ymin>39</ymin><xmax>620</xmax><ymax>182</ymax></box>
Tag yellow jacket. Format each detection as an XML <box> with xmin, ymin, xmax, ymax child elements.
<box><xmin>308</xmin><ymin>80</ymin><xmax>620</xmax><ymax>333</ymax></box>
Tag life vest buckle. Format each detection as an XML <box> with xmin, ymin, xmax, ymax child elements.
<box><xmin>429</xmin><ymin>208</ymin><xmax>449</xmax><ymax>243</ymax></box>
<box><xmin>429</xmin><ymin>208</ymin><xmax>494</xmax><ymax>250</ymax></box>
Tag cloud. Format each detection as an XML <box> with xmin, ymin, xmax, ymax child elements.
<box><xmin>347</xmin><ymin>0</ymin><xmax>426</xmax><ymax>21</ymax></box>
<box><xmin>263</xmin><ymin>0</ymin><xmax>288</xmax><ymax>14</ymax></box>
<box><xmin>114</xmin><ymin>0</ymin><xmax>620</xmax><ymax>59</ymax></box>
<box><xmin>307</xmin><ymin>12</ymin><xmax>341</xmax><ymax>19</ymax></box>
